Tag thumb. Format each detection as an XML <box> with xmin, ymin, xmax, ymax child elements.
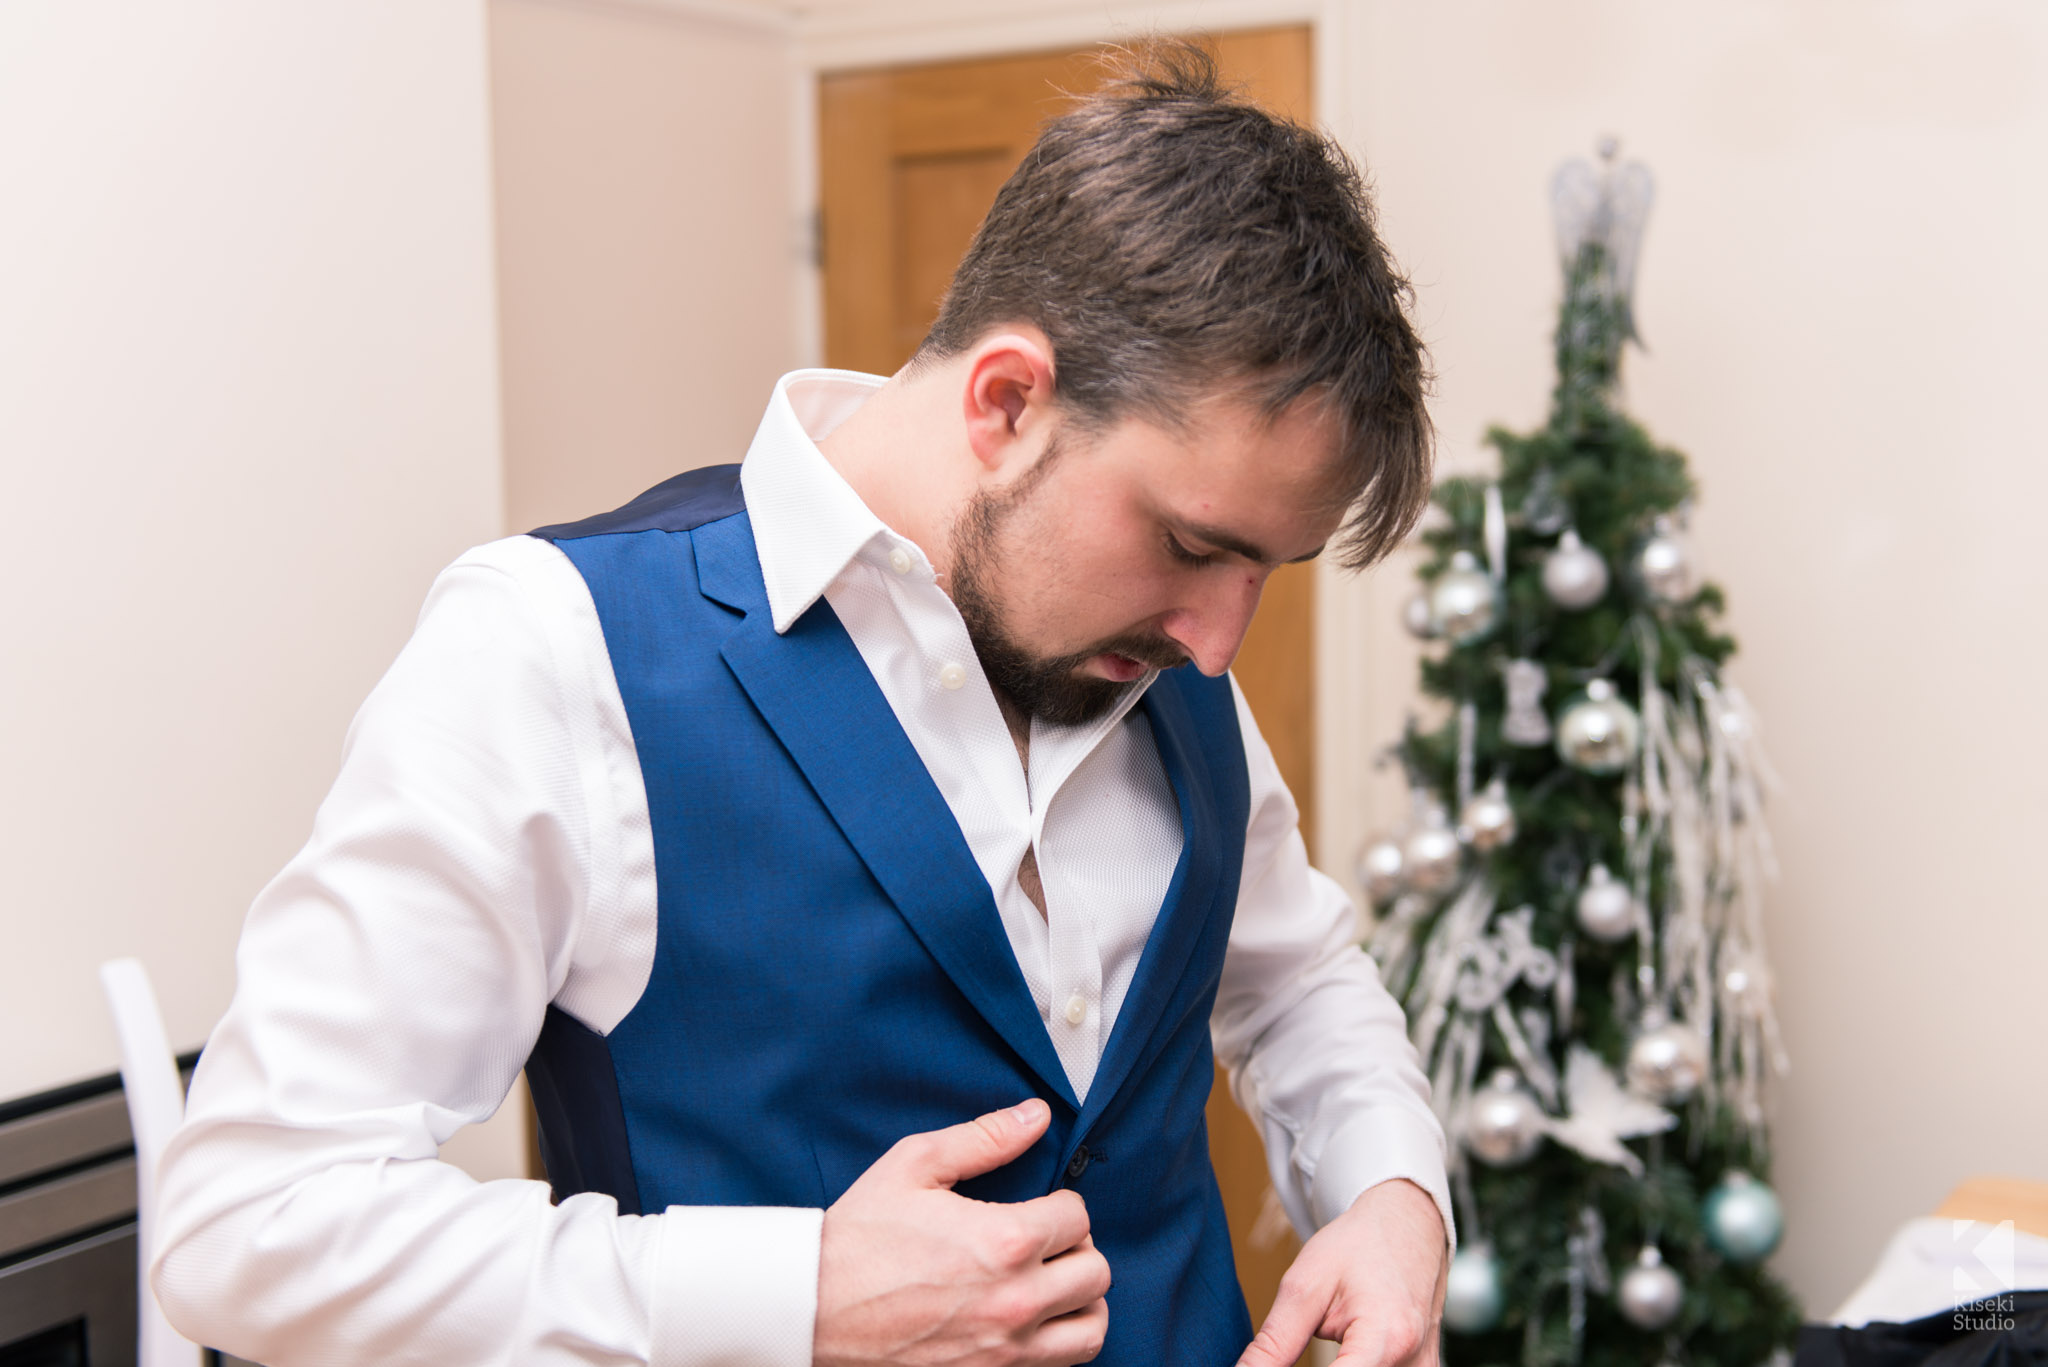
<box><xmin>1237</xmin><ymin>1277</ymin><xmax>1326</xmax><ymax>1367</ymax></box>
<box><xmin>894</xmin><ymin>1098</ymin><xmax>1050</xmax><ymax>1189</ymax></box>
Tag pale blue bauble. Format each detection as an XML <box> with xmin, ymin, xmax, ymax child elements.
<box><xmin>1442</xmin><ymin>1244</ymin><xmax>1505</xmax><ymax>1335</ymax></box>
<box><xmin>1703</xmin><ymin>1171</ymin><xmax>1785</xmax><ymax>1263</ymax></box>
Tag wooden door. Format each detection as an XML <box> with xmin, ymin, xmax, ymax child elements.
<box><xmin>820</xmin><ymin>27</ymin><xmax>1318</xmax><ymax>1336</ymax></box>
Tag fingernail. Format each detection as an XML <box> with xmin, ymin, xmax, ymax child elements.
<box><xmin>1009</xmin><ymin>1098</ymin><xmax>1047</xmax><ymax>1127</ymax></box>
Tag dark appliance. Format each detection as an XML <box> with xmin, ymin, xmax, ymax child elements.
<box><xmin>0</xmin><ymin>1058</ymin><xmax>205</xmax><ymax>1366</ymax></box>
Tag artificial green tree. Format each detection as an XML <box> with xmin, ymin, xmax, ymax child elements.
<box><xmin>1360</xmin><ymin>146</ymin><xmax>1804</xmax><ymax>1367</ymax></box>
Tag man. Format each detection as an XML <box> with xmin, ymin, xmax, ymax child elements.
<box><xmin>156</xmin><ymin>46</ymin><xmax>1452</xmax><ymax>1367</ymax></box>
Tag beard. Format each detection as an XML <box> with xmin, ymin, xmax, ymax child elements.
<box><xmin>946</xmin><ymin>434</ymin><xmax>1190</xmax><ymax>726</ymax></box>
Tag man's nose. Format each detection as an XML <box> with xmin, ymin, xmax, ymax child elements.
<box><xmin>1161</xmin><ymin>570</ymin><xmax>1267</xmax><ymax>677</ymax></box>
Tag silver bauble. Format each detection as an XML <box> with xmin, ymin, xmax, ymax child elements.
<box><xmin>1402</xmin><ymin>590</ymin><xmax>1440</xmax><ymax>640</ymax></box>
<box><xmin>1459</xmin><ymin>778</ymin><xmax>1517</xmax><ymax>853</ymax></box>
<box><xmin>1402</xmin><ymin>807</ymin><xmax>1463</xmax><ymax>896</ymax></box>
<box><xmin>1634</xmin><ymin>518</ymin><xmax>1692</xmax><ymax>604</ymax></box>
<box><xmin>1626</xmin><ymin>1013</ymin><xmax>1709</xmax><ymax>1104</ymax></box>
<box><xmin>1356</xmin><ymin>835</ymin><xmax>1406</xmax><ymax>906</ymax></box>
<box><xmin>1542</xmin><ymin>528</ymin><xmax>1610</xmax><ymax>610</ymax></box>
<box><xmin>1617</xmin><ymin>1246</ymin><xmax>1684</xmax><ymax>1330</ymax></box>
<box><xmin>1442</xmin><ymin>1244</ymin><xmax>1506</xmax><ymax>1335</ymax></box>
<box><xmin>1703</xmin><ymin>1172</ymin><xmax>1785</xmax><ymax>1264</ymax></box>
<box><xmin>1428</xmin><ymin>551</ymin><xmax>1501</xmax><ymax>645</ymax></box>
<box><xmin>1463</xmin><ymin>1069</ymin><xmax>1545</xmax><ymax>1167</ymax></box>
<box><xmin>1555</xmin><ymin>679</ymin><xmax>1641</xmax><ymax>774</ymax></box>
<box><xmin>1574</xmin><ymin>863</ymin><xmax>1636</xmax><ymax>943</ymax></box>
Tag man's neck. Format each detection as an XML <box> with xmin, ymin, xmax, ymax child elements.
<box><xmin>815</xmin><ymin>369</ymin><xmax>1039</xmax><ymax>787</ymax></box>
<box><xmin>813</xmin><ymin>370</ymin><xmax>971</xmax><ymax>589</ymax></box>
<box><xmin>990</xmin><ymin>684</ymin><xmax>1032</xmax><ymax>773</ymax></box>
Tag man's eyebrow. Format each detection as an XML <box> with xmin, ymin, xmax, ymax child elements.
<box><xmin>1179</xmin><ymin>519</ymin><xmax>1325</xmax><ymax>567</ymax></box>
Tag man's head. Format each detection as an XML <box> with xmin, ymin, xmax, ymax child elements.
<box><xmin>882</xmin><ymin>45</ymin><xmax>1432</xmax><ymax>723</ymax></box>
<box><xmin>942</xmin><ymin>359</ymin><xmax>1350</xmax><ymax>724</ymax></box>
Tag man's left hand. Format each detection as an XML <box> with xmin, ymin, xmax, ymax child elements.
<box><xmin>1235</xmin><ymin>1178</ymin><xmax>1448</xmax><ymax>1367</ymax></box>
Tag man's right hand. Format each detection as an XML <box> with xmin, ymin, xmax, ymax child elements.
<box><xmin>815</xmin><ymin>1098</ymin><xmax>1110</xmax><ymax>1367</ymax></box>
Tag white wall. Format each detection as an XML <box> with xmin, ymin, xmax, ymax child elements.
<box><xmin>1324</xmin><ymin>0</ymin><xmax>2048</xmax><ymax>1316</ymax></box>
<box><xmin>490</xmin><ymin>0</ymin><xmax>802</xmax><ymax>532</ymax></box>
<box><xmin>0</xmin><ymin>2</ymin><xmax>505</xmax><ymax>1116</ymax></box>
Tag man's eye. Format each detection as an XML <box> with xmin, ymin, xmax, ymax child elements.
<box><xmin>1165</xmin><ymin>534</ymin><xmax>1215</xmax><ymax>567</ymax></box>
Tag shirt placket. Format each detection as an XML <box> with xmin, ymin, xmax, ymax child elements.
<box><xmin>1031</xmin><ymin>788</ymin><xmax>1106</xmax><ymax>1098</ymax></box>
<box><xmin>1026</xmin><ymin>692</ymin><xmax>1154</xmax><ymax>1101</ymax></box>
<box><xmin>864</xmin><ymin>534</ymin><xmax>1052</xmax><ymax>1018</ymax></box>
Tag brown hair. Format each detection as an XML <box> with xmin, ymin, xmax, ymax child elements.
<box><xmin>914</xmin><ymin>41</ymin><xmax>1434</xmax><ymax>569</ymax></box>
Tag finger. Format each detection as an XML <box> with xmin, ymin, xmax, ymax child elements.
<box><xmin>1029</xmin><ymin>1295</ymin><xmax>1108</xmax><ymax>1366</ymax></box>
<box><xmin>1010</xmin><ymin>1188</ymin><xmax>1092</xmax><ymax>1259</ymax></box>
<box><xmin>1236</xmin><ymin>1275</ymin><xmax>1326</xmax><ymax>1367</ymax></box>
<box><xmin>887</xmin><ymin>1099</ymin><xmax>1050</xmax><ymax>1188</ymax></box>
<box><xmin>1028</xmin><ymin>1234</ymin><xmax>1112</xmax><ymax>1321</ymax></box>
<box><xmin>1331</xmin><ymin>1305</ymin><xmax>1434</xmax><ymax>1367</ymax></box>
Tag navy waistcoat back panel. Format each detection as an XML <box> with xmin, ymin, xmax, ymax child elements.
<box><xmin>525</xmin><ymin>465</ymin><xmax>1257</xmax><ymax>1362</ymax></box>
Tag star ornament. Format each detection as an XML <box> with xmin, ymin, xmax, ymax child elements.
<box><xmin>1544</xmin><ymin>1044</ymin><xmax>1676</xmax><ymax>1177</ymax></box>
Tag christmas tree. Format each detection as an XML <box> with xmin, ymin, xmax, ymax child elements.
<box><xmin>1360</xmin><ymin>144</ymin><xmax>1805</xmax><ymax>1366</ymax></box>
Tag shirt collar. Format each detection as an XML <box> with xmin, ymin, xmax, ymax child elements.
<box><xmin>736</xmin><ymin>368</ymin><xmax>1163</xmax><ymax>734</ymax></box>
<box><xmin>740</xmin><ymin>368</ymin><xmax>905</xmax><ymax>635</ymax></box>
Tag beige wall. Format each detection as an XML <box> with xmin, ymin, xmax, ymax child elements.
<box><xmin>1324</xmin><ymin>0</ymin><xmax>2048</xmax><ymax>1315</ymax></box>
<box><xmin>0</xmin><ymin>0</ymin><xmax>505</xmax><ymax>1109</ymax></box>
<box><xmin>490</xmin><ymin>0</ymin><xmax>802</xmax><ymax>533</ymax></box>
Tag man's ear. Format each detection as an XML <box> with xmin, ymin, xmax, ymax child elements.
<box><xmin>961</xmin><ymin>330</ymin><xmax>1057</xmax><ymax>476</ymax></box>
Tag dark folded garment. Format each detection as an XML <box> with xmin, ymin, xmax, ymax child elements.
<box><xmin>1795</xmin><ymin>1290</ymin><xmax>2048</xmax><ymax>1366</ymax></box>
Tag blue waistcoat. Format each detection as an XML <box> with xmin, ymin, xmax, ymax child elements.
<box><xmin>523</xmin><ymin>465</ymin><xmax>1256</xmax><ymax>1362</ymax></box>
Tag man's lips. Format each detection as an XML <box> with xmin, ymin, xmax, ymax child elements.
<box><xmin>1093</xmin><ymin>652</ymin><xmax>1151</xmax><ymax>683</ymax></box>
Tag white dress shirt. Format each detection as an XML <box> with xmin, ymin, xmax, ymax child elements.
<box><xmin>154</xmin><ymin>370</ymin><xmax>1452</xmax><ymax>1367</ymax></box>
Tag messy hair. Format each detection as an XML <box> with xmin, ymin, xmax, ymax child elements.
<box><xmin>914</xmin><ymin>41</ymin><xmax>1434</xmax><ymax>569</ymax></box>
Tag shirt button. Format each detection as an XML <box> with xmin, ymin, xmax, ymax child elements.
<box><xmin>1064</xmin><ymin>993</ymin><xmax>1087</xmax><ymax>1026</ymax></box>
<box><xmin>887</xmin><ymin>547</ymin><xmax>913</xmax><ymax>575</ymax></box>
<box><xmin>938</xmin><ymin>661</ymin><xmax>967</xmax><ymax>690</ymax></box>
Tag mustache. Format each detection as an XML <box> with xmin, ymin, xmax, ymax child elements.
<box><xmin>1081</xmin><ymin>634</ymin><xmax>1190</xmax><ymax>673</ymax></box>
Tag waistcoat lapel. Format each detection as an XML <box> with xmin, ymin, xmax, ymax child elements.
<box><xmin>1073</xmin><ymin>674</ymin><xmax>1228</xmax><ymax>1133</ymax></box>
<box><xmin>694</xmin><ymin>512</ymin><xmax>1080</xmax><ymax>1113</ymax></box>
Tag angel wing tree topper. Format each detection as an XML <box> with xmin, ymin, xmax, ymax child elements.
<box><xmin>1361</xmin><ymin>143</ymin><xmax>1804</xmax><ymax>1366</ymax></box>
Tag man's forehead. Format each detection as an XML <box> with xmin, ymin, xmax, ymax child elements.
<box><xmin>1127</xmin><ymin>394</ymin><xmax>1350</xmax><ymax>565</ymax></box>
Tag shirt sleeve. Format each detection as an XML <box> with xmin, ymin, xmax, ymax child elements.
<box><xmin>1210</xmin><ymin>676</ymin><xmax>1456</xmax><ymax>1252</ymax></box>
<box><xmin>151</xmin><ymin>535</ymin><xmax>823</xmax><ymax>1367</ymax></box>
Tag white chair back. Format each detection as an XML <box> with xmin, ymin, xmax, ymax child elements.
<box><xmin>98</xmin><ymin>957</ymin><xmax>206</xmax><ymax>1367</ymax></box>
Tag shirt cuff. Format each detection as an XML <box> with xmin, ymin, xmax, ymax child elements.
<box><xmin>1309</xmin><ymin>1109</ymin><xmax>1458</xmax><ymax>1255</ymax></box>
<box><xmin>650</xmin><ymin>1205</ymin><xmax>824</xmax><ymax>1367</ymax></box>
